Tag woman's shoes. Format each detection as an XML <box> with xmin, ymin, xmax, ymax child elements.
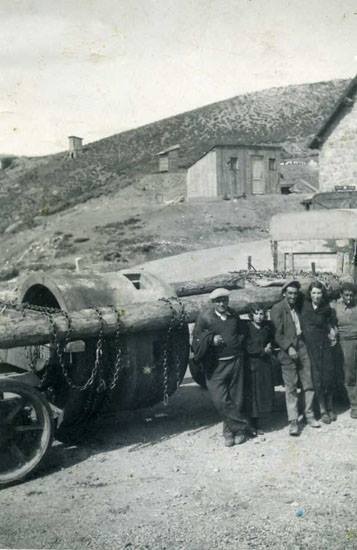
<box><xmin>328</xmin><ymin>410</ymin><xmax>337</xmax><ymax>422</ymax></box>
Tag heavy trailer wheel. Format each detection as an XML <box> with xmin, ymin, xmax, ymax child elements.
<box><xmin>188</xmin><ymin>358</ymin><xmax>207</xmax><ymax>389</ymax></box>
<box><xmin>0</xmin><ymin>380</ymin><xmax>53</xmax><ymax>486</ymax></box>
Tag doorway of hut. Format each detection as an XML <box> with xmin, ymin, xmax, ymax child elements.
<box><xmin>251</xmin><ymin>156</ymin><xmax>265</xmax><ymax>194</ymax></box>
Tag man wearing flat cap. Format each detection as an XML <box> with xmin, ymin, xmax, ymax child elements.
<box><xmin>192</xmin><ymin>288</ymin><xmax>250</xmax><ymax>447</ymax></box>
<box><xmin>270</xmin><ymin>280</ymin><xmax>319</xmax><ymax>436</ymax></box>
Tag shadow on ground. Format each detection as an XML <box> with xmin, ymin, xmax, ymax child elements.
<box><xmin>32</xmin><ymin>377</ymin><xmax>219</xmax><ymax>482</ymax></box>
<box><xmin>21</xmin><ymin>380</ymin><xmax>349</xmax><ymax>486</ymax></box>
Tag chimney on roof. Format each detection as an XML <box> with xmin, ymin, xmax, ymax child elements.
<box><xmin>68</xmin><ymin>136</ymin><xmax>83</xmax><ymax>159</ymax></box>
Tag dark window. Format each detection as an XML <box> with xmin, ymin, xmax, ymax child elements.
<box><xmin>269</xmin><ymin>158</ymin><xmax>276</xmax><ymax>171</ymax></box>
<box><xmin>228</xmin><ymin>157</ymin><xmax>238</xmax><ymax>170</ymax></box>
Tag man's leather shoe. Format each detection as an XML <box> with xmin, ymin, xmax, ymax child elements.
<box><xmin>289</xmin><ymin>420</ymin><xmax>300</xmax><ymax>436</ymax></box>
<box><xmin>224</xmin><ymin>434</ymin><xmax>235</xmax><ymax>447</ymax></box>
<box><xmin>321</xmin><ymin>413</ymin><xmax>331</xmax><ymax>424</ymax></box>
<box><xmin>306</xmin><ymin>417</ymin><xmax>320</xmax><ymax>428</ymax></box>
<box><xmin>234</xmin><ymin>433</ymin><xmax>248</xmax><ymax>445</ymax></box>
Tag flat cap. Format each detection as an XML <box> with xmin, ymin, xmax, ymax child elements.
<box><xmin>281</xmin><ymin>279</ymin><xmax>301</xmax><ymax>293</ymax></box>
<box><xmin>209</xmin><ymin>287</ymin><xmax>230</xmax><ymax>301</ymax></box>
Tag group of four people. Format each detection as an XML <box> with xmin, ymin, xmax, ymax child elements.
<box><xmin>192</xmin><ymin>279</ymin><xmax>357</xmax><ymax>447</ymax></box>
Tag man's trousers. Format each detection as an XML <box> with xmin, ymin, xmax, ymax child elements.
<box><xmin>206</xmin><ymin>356</ymin><xmax>249</xmax><ymax>435</ymax></box>
<box><xmin>278</xmin><ymin>337</ymin><xmax>315</xmax><ymax>422</ymax></box>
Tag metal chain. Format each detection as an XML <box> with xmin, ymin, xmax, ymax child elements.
<box><xmin>20</xmin><ymin>303</ymin><xmax>46</xmax><ymax>375</ymax></box>
<box><xmin>108</xmin><ymin>305</ymin><xmax>124</xmax><ymax>391</ymax></box>
<box><xmin>42</xmin><ymin>309</ymin><xmax>60</xmax><ymax>389</ymax></box>
<box><xmin>25</xmin><ymin>345</ymin><xmax>41</xmax><ymax>372</ymax></box>
<box><xmin>0</xmin><ymin>298</ymin><xmax>124</xmax><ymax>395</ymax></box>
<box><xmin>159</xmin><ymin>297</ymin><xmax>187</xmax><ymax>405</ymax></box>
<box><xmin>44</xmin><ymin>306</ymin><xmax>101</xmax><ymax>393</ymax></box>
<box><xmin>164</xmin><ymin>297</ymin><xmax>187</xmax><ymax>389</ymax></box>
<box><xmin>93</xmin><ymin>307</ymin><xmax>107</xmax><ymax>394</ymax></box>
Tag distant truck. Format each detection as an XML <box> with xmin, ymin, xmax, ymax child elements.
<box><xmin>270</xmin><ymin>209</ymin><xmax>357</xmax><ymax>279</ymax></box>
<box><xmin>302</xmin><ymin>189</ymin><xmax>357</xmax><ymax>211</ymax></box>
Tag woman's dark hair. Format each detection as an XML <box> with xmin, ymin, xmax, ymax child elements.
<box><xmin>340</xmin><ymin>282</ymin><xmax>356</xmax><ymax>294</ymax></box>
<box><xmin>248</xmin><ymin>302</ymin><xmax>266</xmax><ymax>320</ymax></box>
<box><xmin>307</xmin><ymin>280</ymin><xmax>328</xmax><ymax>304</ymax></box>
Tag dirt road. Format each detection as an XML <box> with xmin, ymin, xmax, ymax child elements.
<box><xmin>135</xmin><ymin>240</ymin><xmax>272</xmax><ymax>282</ymax></box>
<box><xmin>1</xmin><ymin>371</ymin><xmax>357</xmax><ymax>550</ymax></box>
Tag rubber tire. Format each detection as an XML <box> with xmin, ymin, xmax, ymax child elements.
<box><xmin>188</xmin><ymin>358</ymin><xmax>207</xmax><ymax>389</ymax></box>
<box><xmin>0</xmin><ymin>380</ymin><xmax>53</xmax><ymax>486</ymax></box>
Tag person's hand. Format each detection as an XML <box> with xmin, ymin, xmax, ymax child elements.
<box><xmin>288</xmin><ymin>346</ymin><xmax>298</xmax><ymax>360</ymax></box>
<box><xmin>213</xmin><ymin>335</ymin><xmax>224</xmax><ymax>346</ymax></box>
<box><xmin>264</xmin><ymin>343</ymin><xmax>272</xmax><ymax>355</ymax></box>
<box><xmin>328</xmin><ymin>329</ymin><xmax>337</xmax><ymax>347</ymax></box>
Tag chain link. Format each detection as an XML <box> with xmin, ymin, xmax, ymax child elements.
<box><xmin>93</xmin><ymin>307</ymin><xmax>107</xmax><ymax>393</ymax></box>
<box><xmin>159</xmin><ymin>297</ymin><xmax>187</xmax><ymax>406</ymax></box>
<box><xmin>0</xmin><ymin>296</ymin><xmax>187</xmax><ymax>402</ymax></box>
<box><xmin>0</xmin><ymin>299</ymin><xmax>109</xmax><ymax>393</ymax></box>
<box><xmin>107</xmin><ymin>305</ymin><xmax>124</xmax><ymax>391</ymax></box>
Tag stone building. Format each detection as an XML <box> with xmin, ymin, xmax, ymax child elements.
<box><xmin>68</xmin><ymin>136</ymin><xmax>83</xmax><ymax>158</ymax></box>
<box><xmin>310</xmin><ymin>74</ymin><xmax>357</xmax><ymax>191</ymax></box>
<box><xmin>186</xmin><ymin>143</ymin><xmax>281</xmax><ymax>200</ymax></box>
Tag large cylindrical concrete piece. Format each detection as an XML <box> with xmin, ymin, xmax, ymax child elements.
<box><xmin>9</xmin><ymin>270</ymin><xmax>190</xmax><ymax>442</ymax></box>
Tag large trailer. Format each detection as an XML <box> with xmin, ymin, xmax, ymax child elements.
<box><xmin>270</xmin><ymin>209</ymin><xmax>357</xmax><ymax>279</ymax></box>
<box><xmin>0</xmin><ymin>268</ymin><xmax>279</xmax><ymax>486</ymax></box>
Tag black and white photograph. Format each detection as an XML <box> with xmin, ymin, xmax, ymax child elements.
<box><xmin>0</xmin><ymin>0</ymin><xmax>357</xmax><ymax>548</ymax></box>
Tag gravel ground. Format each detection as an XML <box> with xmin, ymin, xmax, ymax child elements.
<box><xmin>1</xmin><ymin>374</ymin><xmax>357</xmax><ymax>550</ymax></box>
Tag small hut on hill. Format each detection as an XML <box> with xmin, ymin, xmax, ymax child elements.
<box><xmin>186</xmin><ymin>143</ymin><xmax>282</xmax><ymax>200</ymax></box>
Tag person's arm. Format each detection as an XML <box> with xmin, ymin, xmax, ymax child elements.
<box><xmin>191</xmin><ymin>312</ymin><xmax>215</xmax><ymax>361</ymax></box>
<box><xmin>327</xmin><ymin>306</ymin><xmax>338</xmax><ymax>345</ymax></box>
<box><xmin>270</xmin><ymin>305</ymin><xmax>294</xmax><ymax>353</ymax></box>
<box><xmin>263</xmin><ymin>322</ymin><xmax>274</xmax><ymax>355</ymax></box>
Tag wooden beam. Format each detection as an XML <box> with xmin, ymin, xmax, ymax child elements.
<box><xmin>0</xmin><ymin>286</ymin><xmax>282</xmax><ymax>349</ymax></box>
<box><xmin>173</xmin><ymin>272</ymin><xmax>245</xmax><ymax>296</ymax></box>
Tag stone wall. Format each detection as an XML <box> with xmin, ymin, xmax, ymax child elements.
<box><xmin>319</xmin><ymin>94</ymin><xmax>357</xmax><ymax>191</ymax></box>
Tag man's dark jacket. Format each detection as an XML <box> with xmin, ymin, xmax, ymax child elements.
<box><xmin>270</xmin><ymin>298</ymin><xmax>301</xmax><ymax>352</ymax></box>
<box><xmin>191</xmin><ymin>306</ymin><xmax>246</xmax><ymax>373</ymax></box>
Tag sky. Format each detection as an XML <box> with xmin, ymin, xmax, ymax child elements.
<box><xmin>0</xmin><ymin>0</ymin><xmax>356</xmax><ymax>156</ymax></box>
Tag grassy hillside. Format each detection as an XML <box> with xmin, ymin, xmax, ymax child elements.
<box><xmin>0</xmin><ymin>189</ymin><xmax>306</xmax><ymax>276</ymax></box>
<box><xmin>0</xmin><ymin>78</ymin><xmax>349</xmax><ymax>236</ymax></box>
<box><xmin>86</xmin><ymin>78</ymin><xmax>349</xmax><ymax>170</ymax></box>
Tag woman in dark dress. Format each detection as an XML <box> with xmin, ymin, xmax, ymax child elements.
<box><xmin>301</xmin><ymin>281</ymin><xmax>338</xmax><ymax>424</ymax></box>
<box><xmin>245</xmin><ymin>303</ymin><xmax>274</xmax><ymax>433</ymax></box>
